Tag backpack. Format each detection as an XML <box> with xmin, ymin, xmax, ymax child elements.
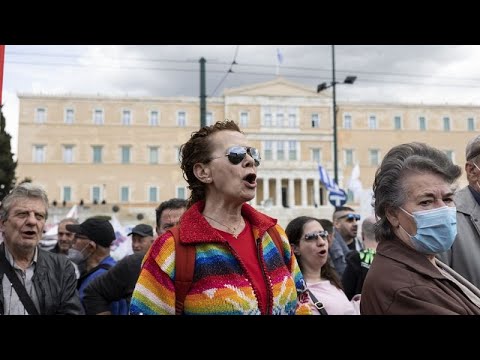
<box><xmin>170</xmin><ymin>226</ymin><xmax>285</xmax><ymax>315</ymax></box>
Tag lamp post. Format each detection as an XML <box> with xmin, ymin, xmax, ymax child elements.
<box><xmin>317</xmin><ymin>45</ymin><xmax>357</xmax><ymax>186</ymax></box>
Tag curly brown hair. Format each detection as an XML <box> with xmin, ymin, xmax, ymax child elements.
<box><xmin>180</xmin><ymin>120</ymin><xmax>242</xmax><ymax>208</ymax></box>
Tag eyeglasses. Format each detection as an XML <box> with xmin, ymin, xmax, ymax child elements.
<box><xmin>337</xmin><ymin>213</ymin><xmax>361</xmax><ymax>222</ymax></box>
<box><xmin>210</xmin><ymin>146</ymin><xmax>261</xmax><ymax>167</ymax></box>
<box><xmin>304</xmin><ymin>231</ymin><xmax>329</xmax><ymax>241</ymax></box>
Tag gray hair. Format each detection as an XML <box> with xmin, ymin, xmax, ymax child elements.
<box><xmin>0</xmin><ymin>183</ymin><xmax>49</xmax><ymax>221</ymax></box>
<box><xmin>58</xmin><ymin>217</ymin><xmax>78</xmax><ymax>226</ymax></box>
<box><xmin>373</xmin><ymin>142</ymin><xmax>461</xmax><ymax>242</ymax></box>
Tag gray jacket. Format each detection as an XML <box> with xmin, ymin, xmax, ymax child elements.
<box><xmin>0</xmin><ymin>243</ymin><xmax>84</xmax><ymax>315</ymax></box>
<box><xmin>438</xmin><ymin>186</ymin><xmax>480</xmax><ymax>289</ymax></box>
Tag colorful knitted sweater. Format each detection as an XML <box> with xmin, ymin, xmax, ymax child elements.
<box><xmin>130</xmin><ymin>201</ymin><xmax>312</xmax><ymax>315</ymax></box>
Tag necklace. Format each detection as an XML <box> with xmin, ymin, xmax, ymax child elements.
<box><xmin>203</xmin><ymin>214</ymin><xmax>243</xmax><ymax>238</ymax></box>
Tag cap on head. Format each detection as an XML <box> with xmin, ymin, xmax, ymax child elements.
<box><xmin>466</xmin><ymin>135</ymin><xmax>480</xmax><ymax>161</ymax></box>
<box><xmin>66</xmin><ymin>218</ymin><xmax>115</xmax><ymax>247</ymax></box>
<box><xmin>128</xmin><ymin>223</ymin><xmax>153</xmax><ymax>237</ymax></box>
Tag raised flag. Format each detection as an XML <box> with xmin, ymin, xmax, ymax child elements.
<box><xmin>318</xmin><ymin>163</ymin><xmax>339</xmax><ymax>192</ymax></box>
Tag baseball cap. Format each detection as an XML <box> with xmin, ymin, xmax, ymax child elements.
<box><xmin>128</xmin><ymin>223</ymin><xmax>153</xmax><ymax>237</ymax></box>
<box><xmin>66</xmin><ymin>218</ymin><xmax>116</xmax><ymax>247</ymax></box>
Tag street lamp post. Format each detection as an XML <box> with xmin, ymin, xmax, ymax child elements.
<box><xmin>317</xmin><ymin>45</ymin><xmax>357</xmax><ymax>186</ymax></box>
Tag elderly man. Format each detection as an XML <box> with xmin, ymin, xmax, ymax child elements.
<box><xmin>51</xmin><ymin>218</ymin><xmax>78</xmax><ymax>255</ymax></box>
<box><xmin>83</xmin><ymin>198</ymin><xmax>187</xmax><ymax>314</ymax></box>
<box><xmin>128</xmin><ymin>223</ymin><xmax>154</xmax><ymax>253</ymax></box>
<box><xmin>438</xmin><ymin>134</ymin><xmax>480</xmax><ymax>288</ymax></box>
<box><xmin>0</xmin><ymin>183</ymin><xmax>84</xmax><ymax>315</ymax></box>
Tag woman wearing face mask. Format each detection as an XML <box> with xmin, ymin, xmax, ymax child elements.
<box><xmin>361</xmin><ymin>142</ymin><xmax>480</xmax><ymax>315</ymax></box>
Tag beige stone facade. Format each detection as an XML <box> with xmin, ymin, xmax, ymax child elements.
<box><xmin>16</xmin><ymin>78</ymin><xmax>475</xmax><ymax>228</ymax></box>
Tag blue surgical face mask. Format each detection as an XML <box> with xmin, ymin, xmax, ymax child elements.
<box><xmin>399</xmin><ymin>206</ymin><xmax>457</xmax><ymax>254</ymax></box>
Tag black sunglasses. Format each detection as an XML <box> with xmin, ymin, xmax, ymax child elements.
<box><xmin>211</xmin><ymin>146</ymin><xmax>261</xmax><ymax>167</ymax></box>
<box><xmin>338</xmin><ymin>213</ymin><xmax>361</xmax><ymax>221</ymax></box>
<box><xmin>304</xmin><ymin>231</ymin><xmax>329</xmax><ymax>241</ymax></box>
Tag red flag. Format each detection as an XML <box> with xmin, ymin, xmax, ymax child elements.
<box><xmin>0</xmin><ymin>45</ymin><xmax>5</xmax><ymax>105</ymax></box>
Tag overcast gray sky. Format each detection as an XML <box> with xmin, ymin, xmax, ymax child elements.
<box><xmin>4</xmin><ymin>45</ymin><xmax>480</xmax><ymax>156</ymax></box>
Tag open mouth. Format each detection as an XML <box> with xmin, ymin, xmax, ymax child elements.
<box><xmin>243</xmin><ymin>173</ymin><xmax>257</xmax><ymax>185</ymax></box>
<box><xmin>319</xmin><ymin>249</ymin><xmax>327</xmax><ymax>255</ymax></box>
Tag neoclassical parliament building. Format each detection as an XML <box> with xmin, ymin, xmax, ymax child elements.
<box><xmin>16</xmin><ymin>78</ymin><xmax>476</xmax><ymax>227</ymax></box>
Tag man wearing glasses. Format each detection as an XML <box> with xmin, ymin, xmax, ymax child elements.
<box><xmin>333</xmin><ymin>206</ymin><xmax>364</xmax><ymax>253</ymax></box>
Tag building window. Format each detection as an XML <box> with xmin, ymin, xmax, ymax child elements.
<box><xmin>122</xmin><ymin>110</ymin><xmax>131</xmax><ymax>126</ymax></box>
<box><xmin>264</xmin><ymin>113</ymin><xmax>272</xmax><ymax>127</ymax></box>
<box><xmin>120</xmin><ymin>186</ymin><xmax>129</xmax><ymax>202</ymax></box>
<box><xmin>288</xmin><ymin>141</ymin><xmax>297</xmax><ymax>160</ymax></box>
<box><xmin>149</xmin><ymin>111</ymin><xmax>159</xmax><ymax>126</ymax></box>
<box><xmin>345</xmin><ymin>149</ymin><xmax>354</xmax><ymax>166</ymax></box>
<box><xmin>288</xmin><ymin>113</ymin><xmax>296</xmax><ymax>128</ymax></box>
<box><xmin>394</xmin><ymin>116</ymin><xmax>402</xmax><ymax>130</ymax></box>
<box><xmin>240</xmin><ymin>112</ymin><xmax>248</xmax><ymax>128</ymax></box>
<box><xmin>177</xmin><ymin>111</ymin><xmax>186</xmax><ymax>127</ymax></box>
<box><xmin>63</xmin><ymin>186</ymin><xmax>72</xmax><ymax>202</ymax></box>
<box><xmin>276</xmin><ymin>113</ymin><xmax>284</xmax><ymax>127</ymax></box>
<box><xmin>35</xmin><ymin>108</ymin><xmax>46</xmax><ymax>124</ymax></box>
<box><xmin>311</xmin><ymin>114</ymin><xmax>320</xmax><ymax>128</ymax></box>
<box><xmin>94</xmin><ymin>109</ymin><xmax>104</xmax><ymax>125</ymax></box>
<box><xmin>264</xmin><ymin>141</ymin><xmax>273</xmax><ymax>161</ymax></box>
<box><xmin>368</xmin><ymin>115</ymin><xmax>377</xmax><ymax>129</ymax></box>
<box><xmin>92</xmin><ymin>186</ymin><xmax>101</xmax><ymax>203</ymax></box>
<box><xmin>149</xmin><ymin>146</ymin><xmax>159</xmax><ymax>164</ymax></box>
<box><xmin>343</xmin><ymin>114</ymin><xmax>352</xmax><ymax>129</ymax></box>
<box><xmin>121</xmin><ymin>146</ymin><xmax>131</xmax><ymax>164</ymax></box>
<box><xmin>92</xmin><ymin>146</ymin><xmax>103</xmax><ymax>164</ymax></box>
<box><xmin>174</xmin><ymin>146</ymin><xmax>181</xmax><ymax>164</ymax></box>
<box><xmin>206</xmin><ymin>112</ymin><xmax>213</xmax><ymax>126</ymax></box>
<box><xmin>148</xmin><ymin>187</ymin><xmax>158</xmax><ymax>202</ymax></box>
<box><xmin>369</xmin><ymin>149</ymin><xmax>380</xmax><ymax>166</ymax></box>
<box><xmin>33</xmin><ymin>145</ymin><xmax>45</xmax><ymax>163</ymax></box>
<box><xmin>443</xmin><ymin>116</ymin><xmax>451</xmax><ymax>131</ymax></box>
<box><xmin>63</xmin><ymin>145</ymin><xmax>74</xmax><ymax>164</ymax></box>
<box><xmin>312</xmin><ymin>148</ymin><xmax>321</xmax><ymax>162</ymax></box>
<box><xmin>468</xmin><ymin>117</ymin><xmax>475</xmax><ymax>131</ymax></box>
<box><xmin>444</xmin><ymin>150</ymin><xmax>454</xmax><ymax>162</ymax></box>
<box><xmin>419</xmin><ymin>116</ymin><xmax>426</xmax><ymax>131</ymax></box>
<box><xmin>277</xmin><ymin>141</ymin><xmax>285</xmax><ymax>160</ymax></box>
<box><xmin>177</xmin><ymin>187</ymin><xmax>186</xmax><ymax>200</ymax></box>
<box><xmin>65</xmin><ymin>109</ymin><xmax>74</xmax><ymax>124</ymax></box>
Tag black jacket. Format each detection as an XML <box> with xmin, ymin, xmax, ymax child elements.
<box><xmin>0</xmin><ymin>243</ymin><xmax>84</xmax><ymax>315</ymax></box>
<box><xmin>83</xmin><ymin>251</ymin><xmax>145</xmax><ymax>314</ymax></box>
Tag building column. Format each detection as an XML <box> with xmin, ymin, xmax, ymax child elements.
<box><xmin>276</xmin><ymin>178</ymin><xmax>282</xmax><ymax>207</ymax></box>
<box><xmin>263</xmin><ymin>177</ymin><xmax>270</xmax><ymax>202</ymax></box>
<box><xmin>288</xmin><ymin>178</ymin><xmax>295</xmax><ymax>208</ymax></box>
<box><xmin>314</xmin><ymin>180</ymin><xmax>320</xmax><ymax>207</ymax></box>
<box><xmin>301</xmin><ymin>178</ymin><xmax>307</xmax><ymax>207</ymax></box>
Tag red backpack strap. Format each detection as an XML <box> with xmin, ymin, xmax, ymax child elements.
<box><xmin>267</xmin><ymin>226</ymin><xmax>285</xmax><ymax>262</ymax></box>
<box><xmin>170</xmin><ymin>226</ymin><xmax>195</xmax><ymax>315</ymax></box>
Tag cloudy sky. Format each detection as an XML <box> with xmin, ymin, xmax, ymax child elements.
<box><xmin>4</xmin><ymin>45</ymin><xmax>480</xmax><ymax>156</ymax></box>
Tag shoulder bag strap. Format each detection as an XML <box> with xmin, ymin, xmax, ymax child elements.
<box><xmin>307</xmin><ymin>289</ymin><xmax>328</xmax><ymax>315</ymax></box>
<box><xmin>171</xmin><ymin>226</ymin><xmax>195</xmax><ymax>315</ymax></box>
<box><xmin>0</xmin><ymin>255</ymin><xmax>39</xmax><ymax>315</ymax></box>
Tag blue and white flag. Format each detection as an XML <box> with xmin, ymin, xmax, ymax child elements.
<box><xmin>276</xmin><ymin>48</ymin><xmax>283</xmax><ymax>64</ymax></box>
<box><xmin>318</xmin><ymin>163</ymin><xmax>339</xmax><ymax>192</ymax></box>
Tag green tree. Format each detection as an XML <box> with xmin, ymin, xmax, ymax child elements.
<box><xmin>0</xmin><ymin>105</ymin><xmax>17</xmax><ymax>201</ymax></box>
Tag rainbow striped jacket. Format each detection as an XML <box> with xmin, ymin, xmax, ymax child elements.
<box><xmin>130</xmin><ymin>201</ymin><xmax>312</xmax><ymax>315</ymax></box>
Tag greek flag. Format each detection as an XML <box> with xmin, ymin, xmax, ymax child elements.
<box><xmin>276</xmin><ymin>48</ymin><xmax>283</xmax><ymax>64</ymax></box>
<box><xmin>318</xmin><ymin>163</ymin><xmax>339</xmax><ymax>192</ymax></box>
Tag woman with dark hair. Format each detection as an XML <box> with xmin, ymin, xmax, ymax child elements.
<box><xmin>361</xmin><ymin>142</ymin><xmax>480</xmax><ymax>315</ymax></box>
<box><xmin>130</xmin><ymin>120</ymin><xmax>311</xmax><ymax>315</ymax></box>
<box><xmin>286</xmin><ymin>216</ymin><xmax>358</xmax><ymax>315</ymax></box>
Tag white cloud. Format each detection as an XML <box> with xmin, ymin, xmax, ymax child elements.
<box><xmin>5</xmin><ymin>45</ymin><xmax>480</xmax><ymax>156</ymax></box>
